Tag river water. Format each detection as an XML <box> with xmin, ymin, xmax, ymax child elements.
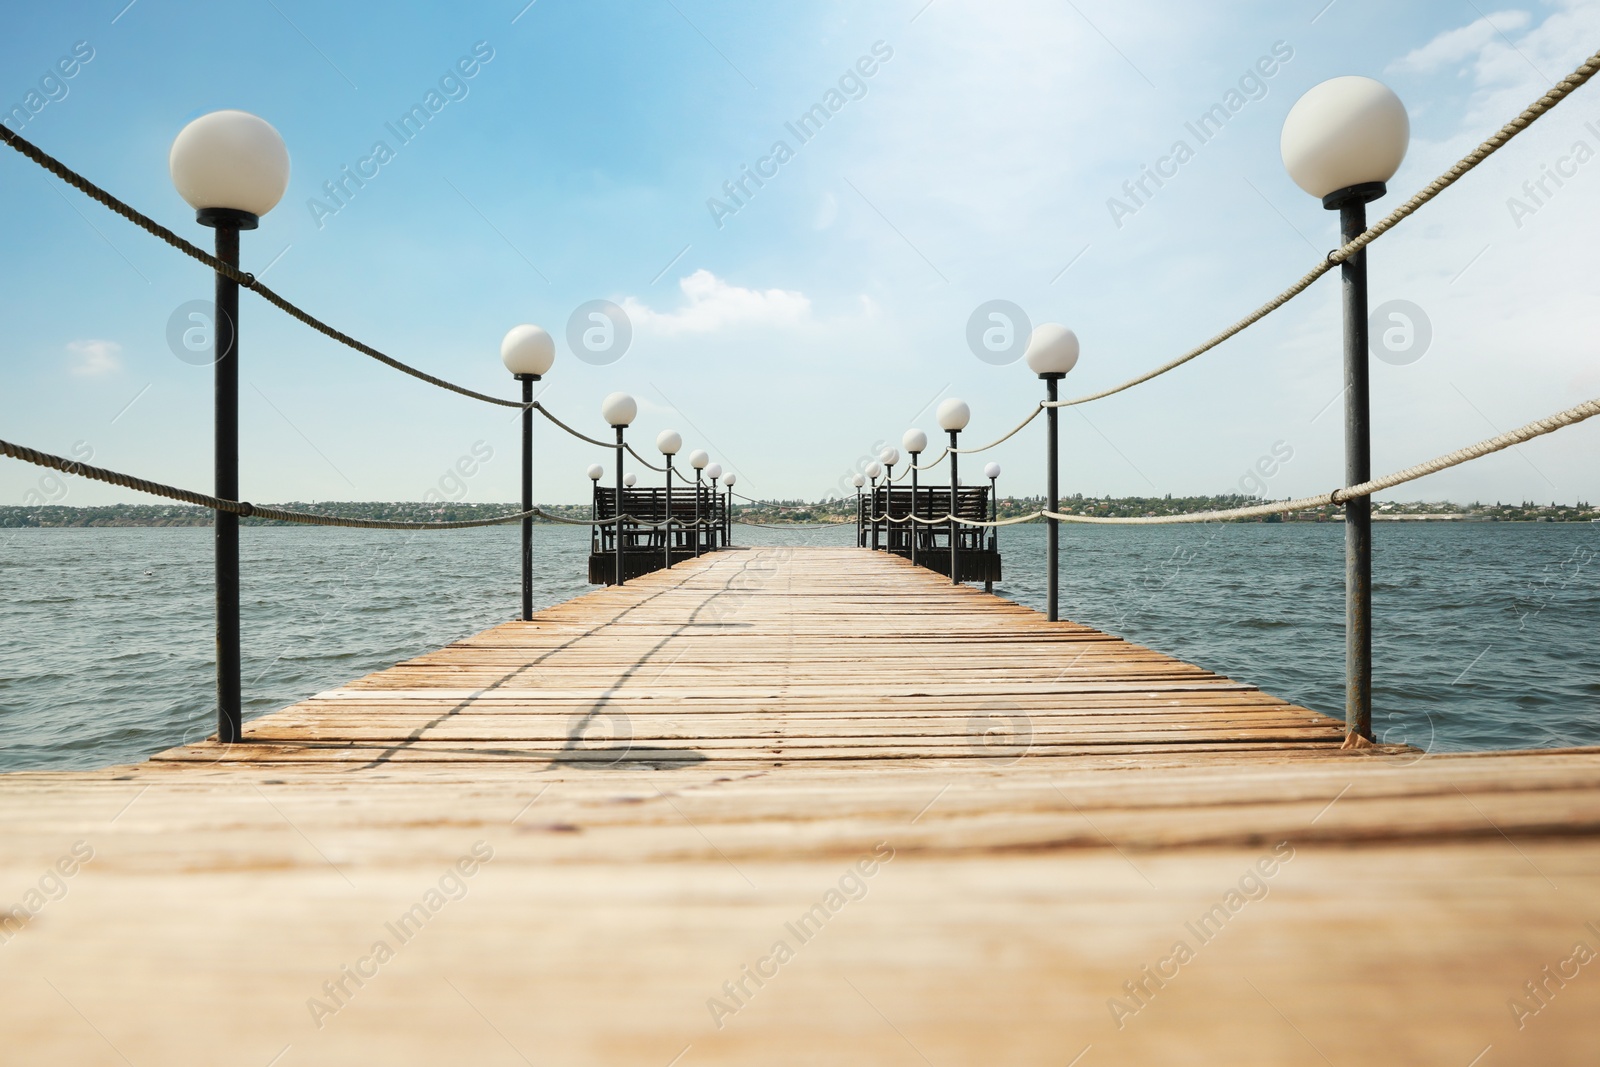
<box><xmin>0</xmin><ymin>521</ymin><xmax>1595</xmax><ymax>771</ymax></box>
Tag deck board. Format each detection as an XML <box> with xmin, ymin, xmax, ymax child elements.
<box><xmin>2</xmin><ymin>545</ymin><xmax>1597</xmax><ymax>1065</ymax></box>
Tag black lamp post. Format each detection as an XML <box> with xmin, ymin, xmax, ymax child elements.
<box><xmin>658</xmin><ymin>430</ymin><xmax>681</xmax><ymax>570</ymax></box>
<box><xmin>903</xmin><ymin>429</ymin><xmax>926</xmax><ymax>569</ymax></box>
<box><xmin>705</xmin><ymin>464</ymin><xmax>723</xmax><ymax>549</ymax></box>
<box><xmin>601</xmin><ymin>392</ymin><xmax>637</xmax><ymax>586</ymax></box>
<box><xmin>689</xmin><ymin>450</ymin><xmax>708</xmax><ymax>557</ymax></box>
<box><xmin>866</xmin><ymin>464</ymin><xmax>881</xmax><ymax>550</ymax></box>
<box><xmin>984</xmin><ymin>462</ymin><xmax>1001</xmax><ymax>595</ymax></box>
<box><xmin>1023</xmin><ymin>324</ymin><xmax>1080</xmax><ymax>622</ymax></box>
<box><xmin>500</xmin><ymin>325</ymin><xmax>555</xmax><ymax>621</ymax></box>
<box><xmin>879</xmin><ymin>448</ymin><xmax>898</xmax><ymax>553</ymax></box>
<box><xmin>587</xmin><ymin>464</ymin><xmax>603</xmax><ymax>558</ymax></box>
<box><xmin>1283</xmin><ymin>76</ymin><xmax>1410</xmax><ymax>744</ymax></box>
<box><xmin>853</xmin><ymin>474</ymin><xmax>866</xmax><ymax>546</ymax></box>
<box><xmin>169</xmin><ymin>109</ymin><xmax>290</xmax><ymax>745</ymax></box>
<box><xmin>722</xmin><ymin>472</ymin><xmax>735</xmax><ymax>544</ymax></box>
<box><xmin>937</xmin><ymin>399</ymin><xmax>970</xmax><ymax>586</ymax></box>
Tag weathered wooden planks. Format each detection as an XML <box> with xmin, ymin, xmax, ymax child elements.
<box><xmin>1</xmin><ymin>545</ymin><xmax>1596</xmax><ymax>1064</ymax></box>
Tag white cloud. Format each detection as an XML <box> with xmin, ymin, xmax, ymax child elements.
<box><xmin>66</xmin><ymin>339</ymin><xmax>122</xmax><ymax>377</ymax></box>
<box><xmin>1389</xmin><ymin>10</ymin><xmax>1532</xmax><ymax>75</ymax></box>
<box><xmin>621</xmin><ymin>270</ymin><xmax>811</xmax><ymax>336</ymax></box>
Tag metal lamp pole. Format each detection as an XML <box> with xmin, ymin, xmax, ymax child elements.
<box><xmin>614</xmin><ymin>426</ymin><xmax>627</xmax><ymax>585</ymax></box>
<box><xmin>1282</xmin><ymin>75</ymin><xmax>1409</xmax><ymax>743</ymax></box>
<box><xmin>948</xmin><ymin>430</ymin><xmax>960</xmax><ymax>585</ymax></box>
<box><xmin>986</xmin><ymin>464</ymin><xmax>1000</xmax><ymax>595</ymax></box>
<box><xmin>694</xmin><ymin>469</ymin><xmax>703</xmax><ymax>557</ymax></box>
<box><xmin>519</xmin><ymin>373</ymin><xmax>538</xmax><ymax>619</ymax></box>
<box><xmin>909</xmin><ymin>453</ymin><xmax>920</xmax><ymax>567</ymax></box>
<box><xmin>869</xmin><ymin>472</ymin><xmax>879</xmax><ymax>550</ymax></box>
<box><xmin>664</xmin><ymin>454</ymin><xmax>674</xmax><ymax>570</ymax></box>
<box><xmin>207</xmin><ymin>208</ymin><xmax>248</xmax><ymax>744</ymax></box>
<box><xmin>882</xmin><ymin>461</ymin><xmax>894</xmax><ymax>551</ymax></box>
<box><xmin>171</xmin><ymin>111</ymin><xmax>289</xmax><ymax>745</ymax></box>
<box><xmin>500</xmin><ymin>325</ymin><xmax>554</xmax><ymax>619</ymax></box>
<box><xmin>1044</xmin><ymin>374</ymin><xmax>1062</xmax><ymax>620</ymax></box>
<box><xmin>1332</xmin><ymin>181</ymin><xmax>1383</xmax><ymax>742</ymax></box>
<box><xmin>1024</xmin><ymin>325</ymin><xmax>1080</xmax><ymax>623</ymax></box>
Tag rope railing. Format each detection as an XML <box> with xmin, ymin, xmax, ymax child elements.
<box><xmin>1042</xmin><ymin>45</ymin><xmax>1600</xmax><ymax>409</ymax></box>
<box><xmin>851</xmin><ymin>43</ymin><xmax>1600</xmax><ymax>472</ymax></box>
<box><xmin>0</xmin><ymin>126</ymin><xmax>528</xmax><ymax>411</ymax></box>
<box><xmin>950</xmin><ymin>404</ymin><xmax>1045</xmax><ymax>454</ymax></box>
<box><xmin>862</xmin><ymin>392</ymin><xmax>1600</xmax><ymax>529</ymax></box>
<box><xmin>0</xmin><ymin>124</ymin><xmax>715</xmax><ymax>475</ymax></box>
<box><xmin>626</xmin><ymin>444</ymin><xmax>668</xmax><ymax>473</ymax></box>
<box><xmin>0</xmin><ymin>436</ymin><xmax>733</xmax><ymax>532</ymax></box>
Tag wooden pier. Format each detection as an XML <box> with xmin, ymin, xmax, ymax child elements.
<box><xmin>2</xmin><ymin>546</ymin><xmax>1597</xmax><ymax>1064</ymax></box>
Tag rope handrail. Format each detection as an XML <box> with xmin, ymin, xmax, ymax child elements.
<box><xmin>1035</xmin><ymin>393</ymin><xmax>1600</xmax><ymax>524</ymax></box>
<box><xmin>530</xmin><ymin>403</ymin><xmax>620</xmax><ymax>448</ymax></box>
<box><xmin>0</xmin><ymin>126</ymin><xmax>527</xmax><ymax>411</ymax></box>
<box><xmin>0</xmin><ymin>436</ymin><xmax>732</xmax><ymax>531</ymax></box>
<box><xmin>875</xmin><ymin>510</ymin><xmax>1041</xmax><ymax>528</ymax></box>
<box><xmin>626</xmin><ymin>444</ymin><xmax>668</xmax><ymax>473</ymax></box>
<box><xmin>951</xmin><ymin>404</ymin><xmax>1045</xmax><ymax>454</ymax></box>
<box><xmin>1036</xmin><ymin>46</ymin><xmax>1600</xmax><ymax>410</ymax></box>
<box><xmin>0</xmin><ymin>129</ymin><xmax>740</xmax><ymax>480</ymax></box>
<box><xmin>859</xmin><ymin>392</ymin><xmax>1600</xmax><ymax>528</ymax></box>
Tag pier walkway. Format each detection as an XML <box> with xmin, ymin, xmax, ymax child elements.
<box><xmin>2</xmin><ymin>546</ymin><xmax>1598</xmax><ymax>1064</ymax></box>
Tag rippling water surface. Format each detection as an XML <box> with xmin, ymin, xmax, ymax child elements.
<box><xmin>1</xmin><ymin>521</ymin><xmax>1595</xmax><ymax>771</ymax></box>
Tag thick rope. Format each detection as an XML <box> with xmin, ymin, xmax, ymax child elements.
<box><xmin>950</xmin><ymin>404</ymin><xmax>1044</xmax><ymax>453</ymax></box>
<box><xmin>0</xmin><ymin>437</ymin><xmax>735</xmax><ymax>531</ymax></box>
<box><xmin>1042</xmin><ymin>46</ymin><xmax>1600</xmax><ymax>409</ymax></box>
<box><xmin>530</xmin><ymin>403</ymin><xmax>621</xmax><ymax>449</ymax></box>
<box><xmin>625</xmin><ymin>444</ymin><xmax>667</xmax><ymax>473</ymax></box>
<box><xmin>1038</xmin><ymin>394</ymin><xmax>1600</xmax><ymax>524</ymax></box>
<box><xmin>0</xmin><ymin>436</ymin><xmax>533</xmax><ymax>529</ymax></box>
<box><xmin>0</xmin><ymin>125</ymin><xmax>722</xmax><ymax>478</ymax></box>
<box><xmin>0</xmin><ymin>126</ymin><xmax>525</xmax><ymax>411</ymax></box>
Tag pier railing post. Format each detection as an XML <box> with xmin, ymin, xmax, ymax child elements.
<box><xmin>909</xmin><ymin>453</ymin><xmax>920</xmax><ymax>567</ymax></box>
<box><xmin>1337</xmin><ymin>191</ymin><xmax>1377</xmax><ymax>742</ymax></box>
<box><xmin>1282</xmin><ymin>77</ymin><xmax>1408</xmax><ymax>743</ymax></box>
<box><xmin>615</xmin><ymin>426</ymin><xmax>627</xmax><ymax>585</ymax></box>
<box><xmin>210</xmin><ymin>216</ymin><xmax>244</xmax><ymax>745</ymax></box>
<box><xmin>499</xmin><ymin>326</ymin><xmax>554</xmax><ymax>615</ymax></box>
<box><xmin>1045</xmin><ymin>374</ymin><xmax>1061</xmax><ymax>621</ymax></box>
<box><xmin>1023</xmin><ymin>325</ymin><xmax>1080</xmax><ymax>620</ymax></box>
<box><xmin>869</xmin><ymin>473</ymin><xmax>879</xmax><ymax>550</ymax></box>
<box><xmin>854</xmin><ymin>479</ymin><xmax>865</xmax><ymax>546</ymax></box>
<box><xmin>656</xmin><ymin>430</ymin><xmax>681</xmax><ymax>571</ymax></box>
<box><xmin>664</xmin><ymin>455</ymin><xmax>674</xmax><ymax>570</ymax></box>
<box><xmin>169</xmin><ymin>109</ymin><xmax>291</xmax><ymax>746</ymax></box>
<box><xmin>948</xmin><ymin>429</ymin><xmax>960</xmax><ymax>585</ymax></box>
<box><xmin>883</xmin><ymin>462</ymin><xmax>894</xmax><ymax>551</ymax></box>
<box><xmin>519</xmin><ymin>374</ymin><xmax>536</xmax><ymax>620</ymax></box>
<box><xmin>986</xmin><ymin>465</ymin><xmax>1000</xmax><ymax>595</ymax></box>
<box><xmin>901</xmin><ymin>429</ymin><xmax>927</xmax><ymax>571</ymax></box>
<box><xmin>936</xmin><ymin>400</ymin><xmax>970</xmax><ymax>586</ymax></box>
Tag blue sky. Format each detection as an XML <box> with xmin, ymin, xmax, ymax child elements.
<box><xmin>2</xmin><ymin>0</ymin><xmax>1597</xmax><ymax>506</ymax></box>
